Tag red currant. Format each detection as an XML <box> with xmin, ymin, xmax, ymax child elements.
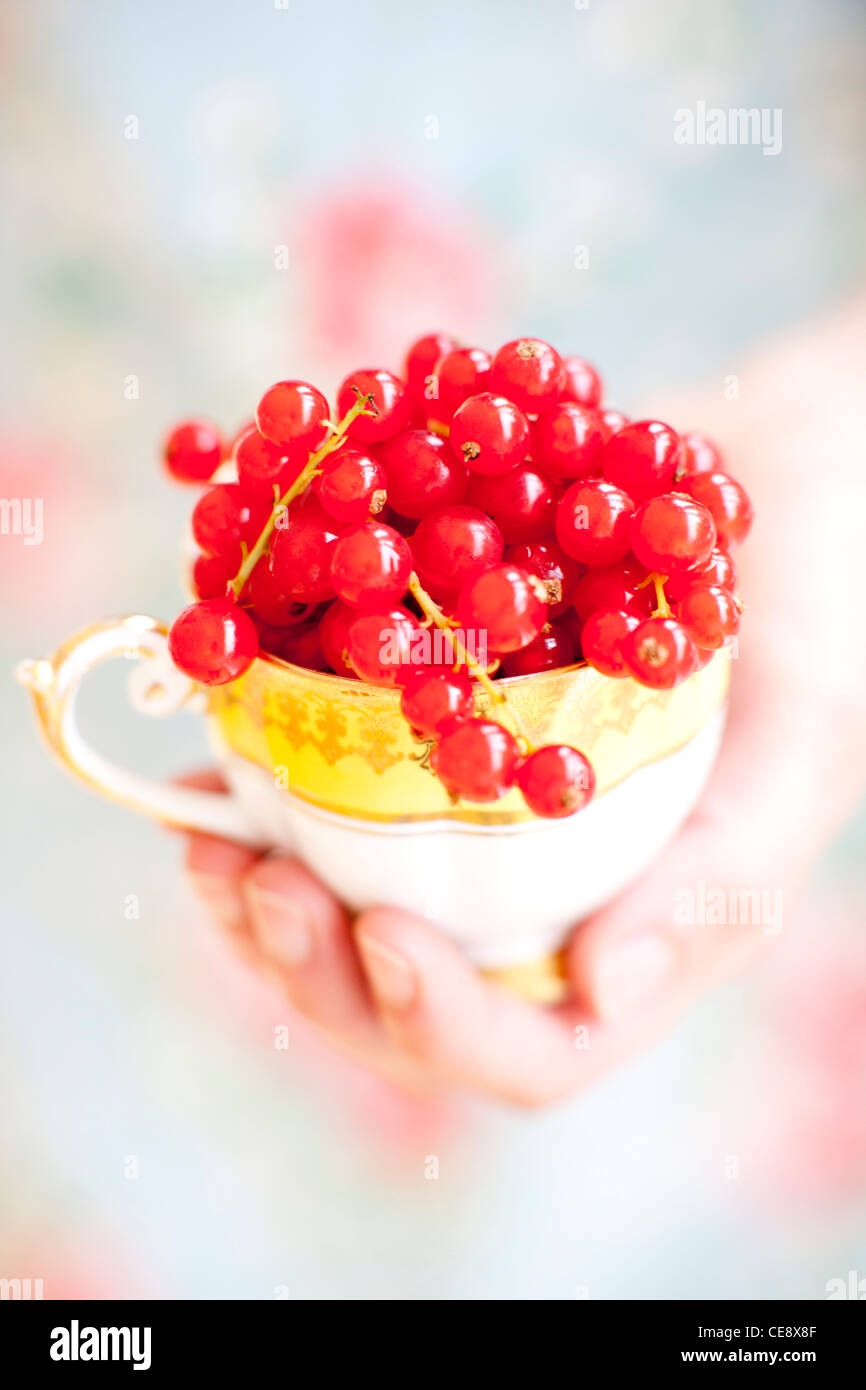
<box><xmin>675</xmin><ymin>582</ymin><xmax>741</xmax><ymax>649</ymax></box>
<box><xmin>517</xmin><ymin>744</ymin><xmax>595</xmax><ymax>818</ymax></box>
<box><xmin>622</xmin><ymin>616</ymin><xmax>697</xmax><ymax>689</ymax></box>
<box><xmin>559</xmin><ymin>356</ymin><xmax>602</xmax><ymax>408</ymax></box>
<box><xmin>457</xmin><ymin>563</ymin><xmax>546</xmax><ymax>653</ymax></box>
<box><xmin>431</xmin><ymin>718</ymin><xmax>520</xmax><ymax>802</ymax></box>
<box><xmin>572</xmin><ymin>560</ymin><xmax>650</xmax><ymax>621</ymax></box>
<box><xmin>379</xmin><ymin>429</ymin><xmax>467</xmax><ymax>518</ymax></box>
<box><xmin>533</xmin><ymin>401</ymin><xmax>606</xmax><ymax>479</ymax></box>
<box><xmin>630</xmin><ymin>492</ymin><xmax>716</xmax><ymax>575</ymax></box>
<box><xmin>330</xmin><ymin>520</ymin><xmax>412</xmax><ymax>609</ymax></box>
<box><xmin>404</xmin><ymin>333</ymin><xmax>460</xmax><ymax>399</ymax></box>
<box><xmin>681</xmin><ymin>470</ymin><xmax>753</xmax><ymax>548</ymax></box>
<box><xmin>318</xmin><ymin>599</ymin><xmax>358</xmax><ymax>677</ymax></box>
<box><xmin>666</xmin><ymin>546</ymin><xmax>735</xmax><ymax>600</ymax></box>
<box><xmin>337</xmin><ymin>368</ymin><xmax>412</xmax><ymax>444</ymax></box>
<box><xmin>191</xmin><ymin>483</ymin><xmax>270</xmax><ymax>567</ymax></box>
<box><xmin>163</xmin><ymin>419</ymin><xmax>223</xmax><ymax>484</ymax></box>
<box><xmin>500</xmin><ymin>621</ymin><xmax>575</xmax><ymax>676</ymax></box>
<box><xmin>191</xmin><ymin>551</ymin><xmax>234</xmax><ymax>600</ymax></box>
<box><xmin>466</xmin><ymin>463</ymin><xmax>555</xmax><ymax>543</ymax></box>
<box><xmin>243</xmin><ymin>558</ymin><xmax>312</xmax><ymax>627</ymax></box>
<box><xmin>412</xmin><ymin>504</ymin><xmax>503</xmax><ymax>594</ymax></box>
<box><xmin>235</xmin><ymin>425</ymin><xmax>298</xmax><ymax>493</ymax></box>
<box><xmin>256</xmin><ymin>380</ymin><xmax>330</xmax><ymax>453</ymax></box>
<box><xmin>581</xmin><ymin>607</ymin><xmax>641</xmax><ymax>678</ymax></box>
<box><xmin>602</xmin><ymin>420</ymin><xmax>683</xmax><ymax>502</ymax></box>
<box><xmin>314</xmin><ymin>448</ymin><xmax>387</xmax><ymax>523</ymax></box>
<box><xmin>555</xmin><ymin>479</ymin><xmax>635</xmax><ymax>566</ymax></box>
<box><xmin>347</xmin><ymin>606</ymin><xmax>419</xmax><ymax>685</ymax></box>
<box><xmin>427</xmin><ymin>347</ymin><xmax>492</xmax><ymax>422</ymax></box>
<box><xmin>270</xmin><ymin>622</ymin><xmax>329</xmax><ymax>672</ymax></box>
<box><xmin>268</xmin><ymin>499</ymin><xmax>342</xmax><ymax>603</ymax></box>
<box><xmin>505</xmin><ymin>539</ymin><xmax>582</xmax><ymax>615</ymax></box>
<box><xmin>449</xmin><ymin>392</ymin><xmax>530</xmax><ymax>475</ymax></box>
<box><xmin>400</xmin><ymin>667</ymin><xmax>474</xmax><ymax>739</ymax></box>
<box><xmin>676</xmin><ymin>430</ymin><xmax>723</xmax><ymax>477</ymax></box>
<box><xmin>490</xmin><ymin>338</ymin><xmax>565</xmax><ymax>413</ymax></box>
<box><xmin>598</xmin><ymin>408</ymin><xmax>630</xmax><ymax>439</ymax></box>
<box><xmin>168</xmin><ymin>598</ymin><xmax>258</xmax><ymax>685</ymax></box>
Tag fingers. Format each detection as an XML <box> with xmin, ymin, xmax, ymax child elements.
<box><xmin>184</xmin><ymin>829</ymin><xmax>263</xmax><ymax>957</ymax></box>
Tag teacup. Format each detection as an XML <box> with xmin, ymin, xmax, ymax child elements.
<box><xmin>18</xmin><ymin>616</ymin><xmax>729</xmax><ymax>1000</ymax></box>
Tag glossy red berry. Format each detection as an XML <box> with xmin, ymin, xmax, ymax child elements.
<box><xmin>268</xmin><ymin>499</ymin><xmax>342</xmax><ymax>603</ymax></box>
<box><xmin>457</xmin><ymin>563</ymin><xmax>546</xmax><ymax>653</ymax></box>
<box><xmin>379</xmin><ymin>429</ymin><xmax>467</xmax><ymax>518</ymax></box>
<box><xmin>490</xmin><ymin>338</ymin><xmax>565</xmax><ymax>413</ymax></box>
<box><xmin>256</xmin><ymin>380</ymin><xmax>330</xmax><ymax>453</ymax></box>
<box><xmin>191</xmin><ymin>551</ymin><xmax>234</xmax><ymax>600</ymax></box>
<box><xmin>666</xmin><ymin>546</ymin><xmax>735</xmax><ymax>600</ymax></box>
<box><xmin>314</xmin><ymin>448</ymin><xmax>387</xmax><ymax>523</ymax></box>
<box><xmin>622</xmin><ymin>617</ymin><xmax>697</xmax><ymax>689</ymax></box>
<box><xmin>602</xmin><ymin>420</ymin><xmax>683</xmax><ymax>502</ymax></box>
<box><xmin>347</xmin><ymin>606</ymin><xmax>419</xmax><ymax>685</ymax></box>
<box><xmin>676</xmin><ymin>430</ymin><xmax>723</xmax><ymax>478</ymax></box>
<box><xmin>404</xmin><ymin>333</ymin><xmax>460</xmax><ymax>399</ymax></box>
<box><xmin>427</xmin><ymin>347</ymin><xmax>492</xmax><ymax>422</ymax></box>
<box><xmin>466</xmin><ymin>463</ymin><xmax>555</xmax><ymax>543</ymax></box>
<box><xmin>400</xmin><ymin>667</ymin><xmax>474</xmax><ymax>739</ymax></box>
<box><xmin>318</xmin><ymin>599</ymin><xmax>358</xmax><ymax>677</ymax></box>
<box><xmin>338</xmin><ymin>368</ymin><xmax>412</xmax><ymax>444</ymax></box>
<box><xmin>412</xmin><ymin>504</ymin><xmax>503</xmax><ymax>594</ymax></box>
<box><xmin>572</xmin><ymin>560</ymin><xmax>650</xmax><ymax>621</ymax></box>
<box><xmin>500</xmin><ymin>622</ymin><xmax>575</xmax><ymax>676</ymax></box>
<box><xmin>234</xmin><ymin>425</ymin><xmax>298</xmax><ymax>493</ymax></box>
<box><xmin>559</xmin><ymin>356</ymin><xmax>602</xmax><ymax>408</ymax></box>
<box><xmin>598</xmin><ymin>408</ymin><xmax>630</xmax><ymax>439</ymax></box>
<box><xmin>168</xmin><ymin>598</ymin><xmax>258</xmax><ymax>685</ymax></box>
<box><xmin>163</xmin><ymin>419</ymin><xmax>223</xmax><ymax>484</ymax></box>
<box><xmin>330</xmin><ymin>520</ymin><xmax>412</xmax><ymax>609</ymax></box>
<box><xmin>450</xmin><ymin>392</ymin><xmax>530</xmax><ymax>475</ymax></box>
<box><xmin>191</xmin><ymin>483</ymin><xmax>270</xmax><ymax>566</ymax></box>
<box><xmin>505</xmin><ymin>539</ymin><xmax>582</xmax><ymax>616</ymax></box>
<box><xmin>431</xmin><ymin>718</ymin><xmax>520</xmax><ymax>803</ymax></box>
<box><xmin>243</xmin><ymin>558</ymin><xmax>311</xmax><ymax>627</ymax></box>
<box><xmin>533</xmin><ymin>401</ymin><xmax>606</xmax><ymax>479</ymax></box>
<box><xmin>555</xmin><ymin>478</ymin><xmax>635</xmax><ymax>566</ymax></box>
<box><xmin>581</xmin><ymin>607</ymin><xmax>641</xmax><ymax>678</ymax></box>
<box><xmin>517</xmin><ymin>744</ymin><xmax>595</xmax><ymax>818</ymax></box>
<box><xmin>681</xmin><ymin>471</ymin><xmax>753</xmax><ymax>548</ymax></box>
<box><xmin>676</xmin><ymin>582</ymin><xmax>741</xmax><ymax>649</ymax></box>
<box><xmin>630</xmin><ymin>493</ymin><xmax>716</xmax><ymax>575</ymax></box>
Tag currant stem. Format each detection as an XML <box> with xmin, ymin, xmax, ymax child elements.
<box><xmin>229</xmin><ymin>392</ymin><xmax>376</xmax><ymax>599</ymax></box>
<box><xmin>407</xmin><ymin>572</ymin><xmax>536</xmax><ymax>752</ymax></box>
<box><xmin>649</xmin><ymin>572</ymin><xmax>671</xmax><ymax>618</ymax></box>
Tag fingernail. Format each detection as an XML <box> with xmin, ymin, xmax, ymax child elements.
<box><xmin>189</xmin><ymin>873</ymin><xmax>247</xmax><ymax>934</ymax></box>
<box><xmin>592</xmin><ymin>934</ymin><xmax>675</xmax><ymax>1022</ymax></box>
<box><xmin>245</xmin><ymin>886</ymin><xmax>313</xmax><ymax>969</ymax></box>
<box><xmin>356</xmin><ymin>934</ymin><xmax>416</xmax><ymax>1011</ymax></box>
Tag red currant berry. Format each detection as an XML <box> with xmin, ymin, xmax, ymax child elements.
<box><xmin>338</xmin><ymin>368</ymin><xmax>412</xmax><ymax>444</ymax></box>
<box><xmin>168</xmin><ymin>598</ymin><xmax>258</xmax><ymax>685</ymax></box>
<box><xmin>191</xmin><ymin>551</ymin><xmax>234</xmax><ymax>600</ymax></box>
<box><xmin>555</xmin><ymin>478</ymin><xmax>635</xmax><ymax>566</ymax></box>
<box><xmin>505</xmin><ymin>539</ymin><xmax>582</xmax><ymax>615</ymax></box>
<box><xmin>431</xmin><ymin>718</ymin><xmax>520</xmax><ymax>803</ymax></box>
<box><xmin>330</xmin><ymin>520</ymin><xmax>412</xmax><ymax>609</ymax></box>
<box><xmin>404</xmin><ymin>333</ymin><xmax>460</xmax><ymax>399</ymax></box>
<box><xmin>400</xmin><ymin>667</ymin><xmax>474</xmax><ymax>739</ymax></box>
<box><xmin>666</xmin><ymin>546</ymin><xmax>735</xmax><ymax>600</ymax></box>
<box><xmin>466</xmin><ymin>463</ymin><xmax>556</xmax><ymax>543</ymax></box>
<box><xmin>681</xmin><ymin>470</ymin><xmax>753</xmax><ymax>548</ymax></box>
<box><xmin>270</xmin><ymin>622</ymin><xmax>329</xmax><ymax>671</ymax></box>
<box><xmin>457</xmin><ymin>563</ymin><xmax>546</xmax><ymax>654</ymax></box>
<box><xmin>163</xmin><ymin>419</ymin><xmax>223</xmax><ymax>484</ymax></box>
<box><xmin>314</xmin><ymin>448</ymin><xmax>387</xmax><ymax>523</ymax></box>
<box><xmin>572</xmin><ymin>560</ymin><xmax>650</xmax><ymax>621</ymax></box>
<box><xmin>557</xmin><ymin>606</ymin><xmax>585</xmax><ymax>654</ymax></box>
<box><xmin>379</xmin><ymin>429</ymin><xmax>467</xmax><ymax>518</ymax></box>
<box><xmin>675</xmin><ymin>582</ymin><xmax>741</xmax><ymax>649</ymax></box>
<box><xmin>256</xmin><ymin>380</ymin><xmax>330</xmax><ymax>453</ymax></box>
<box><xmin>676</xmin><ymin>430</ymin><xmax>723</xmax><ymax>478</ymax></box>
<box><xmin>191</xmin><ymin>483</ymin><xmax>270</xmax><ymax>566</ymax></box>
<box><xmin>235</xmin><ymin>425</ymin><xmax>298</xmax><ymax>493</ymax></box>
<box><xmin>630</xmin><ymin>492</ymin><xmax>716</xmax><ymax>575</ymax></box>
<box><xmin>622</xmin><ymin>616</ymin><xmax>697</xmax><ymax>689</ymax></box>
<box><xmin>268</xmin><ymin>499</ymin><xmax>342</xmax><ymax>603</ymax></box>
<box><xmin>318</xmin><ymin>599</ymin><xmax>358</xmax><ymax>677</ymax></box>
<box><xmin>490</xmin><ymin>338</ymin><xmax>565</xmax><ymax>413</ymax></box>
<box><xmin>243</xmin><ymin>558</ymin><xmax>312</xmax><ymax>627</ymax></box>
<box><xmin>450</xmin><ymin>392</ymin><xmax>530</xmax><ymax>475</ymax></box>
<box><xmin>427</xmin><ymin>347</ymin><xmax>492</xmax><ymax>422</ymax></box>
<box><xmin>598</xmin><ymin>408</ymin><xmax>630</xmax><ymax>439</ymax></box>
<box><xmin>501</xmin><ymin>621</ymin><xmax>575</xmax><ymax>676</ymax></box>
<box><xmin>412</xmin><ymin>504</ymin><xmax>503</xmax><ymax>594</ymax></box>
<box><xmin>602</xmin><ymin>420</ymin><xmax>683</xmax><ymax>502</ymax></box>
<box><xmin>581</xmin><ymin>607</ymin><xmax>641</xmax><ymax>678</ymax></box>
<box><xmin>532</xmin><ymin>401</ymin><xmax>606</xmax><ymax>479</ymax></box>
<box><xmin>517</xmin><ymin>744</ymin><xmax>595</xmax><ymax>818</ymax></box>
<box><xmin>559</xmin><ymin>356</ymin><xmax>602</xmax><ymax>408</ymax></box>
<box><xmin>347</xmin><ymin>606</ymin><xmax>419</xmax><ymax>686</ymax></box>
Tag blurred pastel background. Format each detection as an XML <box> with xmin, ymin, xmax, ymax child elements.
<box><xmin>2</xmin><ymin>0</ymin><xmax>865</xmax><ymax>1299</ymax></box>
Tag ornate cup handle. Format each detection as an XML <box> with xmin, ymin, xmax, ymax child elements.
<box><xmin>16</xmin><ymin>614</ymin><xmax>264</xmax><ymax>847</ymax></box>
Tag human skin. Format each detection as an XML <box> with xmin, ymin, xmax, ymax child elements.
<box><xmin>182</xmin><ymin>296</ymin><xmax>866</xmax><ymax>1106</ymax></box>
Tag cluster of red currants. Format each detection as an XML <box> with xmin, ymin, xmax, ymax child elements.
<box><xmin>163</xmin><ymin>333</ymin><xmax>752</xmax><ymax>818</ymax></box>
